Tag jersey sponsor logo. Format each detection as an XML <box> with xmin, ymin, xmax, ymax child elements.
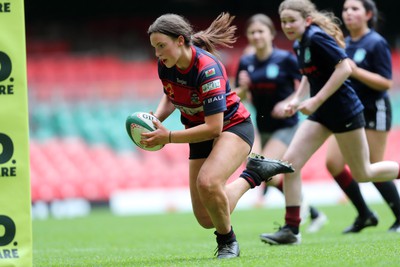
<box><xmin>300</xmin><ymin>65</ymin><xmax>317</xmax><ymax>75</ymax></box>
<box><xmin>204</xmin><ymin>94</ymin><xmax>224</xmax><ymax>104</ymax></box>
<box><xmin>176</xmin><ymin>78</ymin><xmax>187</xmax><ymax>85</ymax></box>
<box><xmin>201</xmin><ymin>80</ymin><xmax>221</xmax><ymax>93</ymax></box>
<box><xmin>205</xmin><ymin>68</ymin><xmax>216</xmax><ymax>77</ymax></box>
<box><xmin>174</xmin><ymin>104</ymin><xmax>203</xmax><ymax>116</ymax></box>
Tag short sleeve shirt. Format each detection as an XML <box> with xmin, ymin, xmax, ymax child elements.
<box><xmin>345</xmin><ymin>30</ymin><xmax>391</xmax><ymax>106</ymax></box>
<box><xmin>235</xmin><ymin>48</ymin><xmax>300</xmax><ymax>132</ymax></box>
<box><xmin>158</xmin><ymin>46</ymin><xmax>250</xmax><ymax>130</ymax></box>
<box><xmin>293</xmin><ymin>24</ymin><xmax>363</xmax><ymax>122</ymax></box>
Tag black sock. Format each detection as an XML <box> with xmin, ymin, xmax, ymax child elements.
<box><xmin>346</xmin><ymin>180</ymin><xmax>374</xmax><ymax>218</ymax></box>
<box><xmin>241</xmin><ymin>169</ymin><xmax>262</xmax><ymax>188</ymax></box>
<box><xmin>214</xmin><ymin>226</ymin><xmax>236</xmax><ymax>245</ymax></box>
<box><xmin>374</xmin><ymin>181</ymin><xmax>400</xmax><ymax>221</ymax></box>
<box><xmin>309</xmin><ymin>206</ymin><xmax>319</xmax><ymax>220</ymax></box>
<box><xmin>283</xmin><ymin>224</ymin><xmax>299</xmax><ymax>235</ymax></box>
<box><xmin>334</xmin><ymin>172</ymin><xmax>372</xmax><ymax>218</ymax></box>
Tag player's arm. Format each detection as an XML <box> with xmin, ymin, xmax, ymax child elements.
<box><xmin>153</xmin><ymin>94</ymin><xmax>176</xmax><ymax>122</ymax></box>
<box><xmin>234</xmin><ymin>70</ymin><xmax>251</xmax><ymax>100</ymax></box>
<box><xmin>271</xmin><ymin>79</ymin><xmax>301</xmax><ymax>118</ymax></box>
<box><xmin>349</xmin><ymin>39</ymin><xmax>393</xmax><ymax>91</ymax></box>
<box><xmin>144</xmin><ymin>112</ymin><xmax>223</xmax><ymax>146</ymax></box>
<box><xmin>167</xmin><ymin>112</ymin><xmax>224</xmax><ymax>144</ymax></box>
<box><xmin>313</xmin><ymin>58</ymin><xmax>352</xmax><ymax>106</ymax></box>
<box><xmin>283</xmin><ymin>75</ymin><xmax>310</xmax><ymax>116</ymax></box>
<box><xmin>295</xmin><ymin>58</ymin><xmax>351</xmax><ymax>115</ymax></box>
<box><xmin>166</xmin><ymin>75</ymin><xmax>227</xmax><ymax>144</ymax></box>
<box><xmin>349</xmin><ymin>59</ymin><xmax>392</xmax><ymax>91</ymax></box>
<box><xmin>292</xmin><ymin>76</ymin><xmax>310</xmax><ymax>100</ymax></box>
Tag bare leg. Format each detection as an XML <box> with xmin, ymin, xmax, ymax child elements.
<box><xmin>189</xmin><ymin>132</ymin><xmax>251</xmax><ymax>233</ymax></box>
<box><xmin>335</xmin><ymin>129</ymin><xmax>399</xmax><ymax>182</ymax></box>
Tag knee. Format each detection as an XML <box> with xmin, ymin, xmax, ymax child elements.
<box><xmin>194</xmin><ymin>213</ymin><xmax>214</xmax><ymax>229</ymax></box>
<box><xmin>196</xmin><ymin>174</ymin><xmax>218</xmax><ymax>196</ymax></box>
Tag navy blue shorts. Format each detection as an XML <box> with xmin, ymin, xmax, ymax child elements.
<box><xmin>189</xmin><ymin>117</ymin><xmax>254</xmax><ymax>159</ymax></box>
<box><xmin>308</xmin><ymin>111</ymin><xmax>365</xmax><ymax>133</ymax></box>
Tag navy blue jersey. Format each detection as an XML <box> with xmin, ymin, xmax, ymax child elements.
<box><xmin>235</xmin><ymin>48</ymin><xmax>301</xmax><ymax>132</ymax></box>
<box><xmin>293</xmin><ymin>24</ymin><xmax>363</xmax><ymax>121</ymax></box>
<box><xmin>345</xmin><ymin>30</ymin><xmax>392</xmax><ymax>106</ymax></box>
<box><xmin>158</xmin><ymin>46</ymin><xmax>250</xmax><ymax>130</ymax></box>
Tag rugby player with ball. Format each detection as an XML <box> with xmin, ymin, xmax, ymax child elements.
<box><xmin>126</xmin><ymin>13</ymin><xmax>294</xmax><ymax>259</ymax></box>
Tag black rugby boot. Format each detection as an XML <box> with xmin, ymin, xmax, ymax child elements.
<box><xmin>343</xmin><ymin>212</ymin><xmax>378</xmax><ymax>233</ymax></box>
<box><xmin>245</xmin><ymin>153</ymin><xmax>294</xmax><ymax>185</ymax></box>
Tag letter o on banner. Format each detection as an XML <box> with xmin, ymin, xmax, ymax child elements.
<box><xmin>0</xmin><ymin>1</ymin><xmax>33</xmax><ymax>266</ymax></box>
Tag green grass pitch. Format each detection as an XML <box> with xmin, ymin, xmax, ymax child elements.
<box><xmin>33</xmin><ymin>202</ymin><xmax>399</xmax><ymax>266</ymax></box>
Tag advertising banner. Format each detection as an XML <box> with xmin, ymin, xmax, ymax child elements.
<box><xmin>0</xmin><ymin>1</ymin><xmax>33</xmax><ymax>266</ymax></box>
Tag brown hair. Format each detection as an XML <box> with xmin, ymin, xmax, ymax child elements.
<box><xmin>245</xmin><ymin>13</ymin><xmax>276</xmax><ymax>37</ymax></box>
<box><xmin>147</xmin><ymin>12</ymin><xmax>237</xmax><ymax>56</ymax></box>
<box><xmin>279</xmin><ymin>0</ymin><xmax>345</xmax><ymax>48</ymax></box>
<box><xmin>345</xmin><ymin>0</ymin><xmax>379</xmax><ymax>29</ymax></box>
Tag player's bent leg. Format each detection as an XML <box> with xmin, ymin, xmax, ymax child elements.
<box><xmin>199</xmin><ymin>132</ymin><xmax>250</xmax><ymax>259</ymax></box>
<box><xmin>243</xmin><ymin>153</ymin><xmax>294</xmax><ymax>187</ymax></box>
<box><xmin>189</xmin><ymin>158</ymin><xmax>215</xmax><ymax>229</ymax></box>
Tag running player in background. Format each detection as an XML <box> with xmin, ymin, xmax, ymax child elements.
<box><xmin>143</xmin><ymin>12</ymin><xmax>294</xmax><ymax>258</ymax></box>
<box><xmin>259</xmin><ymin>0</ymin><xmax>400</xmax><ymax>245</ymax></box>
<box><xmin>325</xmin><ymin>0</ymin><xmax>400</xmax><ymax>233</ymax></box>
<box><xmin>234</xmin><ymin>13</ymin><xmax>327</xmax><ymax>233</ymax></box>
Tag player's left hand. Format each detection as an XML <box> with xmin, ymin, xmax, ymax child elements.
<box><xmin>297</xmin><ymin>97</ymin><xmax>321</xmax><ymax>115</ymax></box>
<box><xmin>141</xmin><ymin>119</ymin><xmax>169</xmax><ymax>147</ymax></box>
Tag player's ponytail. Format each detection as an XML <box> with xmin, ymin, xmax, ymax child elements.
<box><xmin>192</xmin><ymin>12</ymin><xmax>237</xmax><ymax>56</ymax></box>
<box><xmin>311</xmin><ymin>11</ymin><xmax>345</xmax><ymax>48</ymax></box>
<box><xmin>148</xmin><ymin>12</ymin><xmax>237</xmax><ymax>57</ymax></box>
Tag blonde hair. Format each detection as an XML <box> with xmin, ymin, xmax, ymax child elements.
<box><xmin>148</xmin><ymin>12</ymin><xmax>237</xmax><ymax>56</ymax></box>
<box><xmin>279</xmin><ymin>0</ymin><xmax>345</xmax><ymax>48</ymax></box>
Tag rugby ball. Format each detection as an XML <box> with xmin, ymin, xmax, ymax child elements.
<box><xmin>125</xmin><ymin>112</ymin><xmax>164</xmax><ymax>151</ymax></box>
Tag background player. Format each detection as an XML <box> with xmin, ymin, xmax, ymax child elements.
<box><xmin>259</xmin><ymin>0</ymin><xmax>400</xmax><ymax>245</ymax></box>
<box><xmin>234</xmin><ymin>13</ymin><xmax>327</xmax><ymax>233</ymax></box>
<box><xmin>325</xmin><ymin>0</ymin><xmax>400</xmax><ymax>233</ymax></box>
